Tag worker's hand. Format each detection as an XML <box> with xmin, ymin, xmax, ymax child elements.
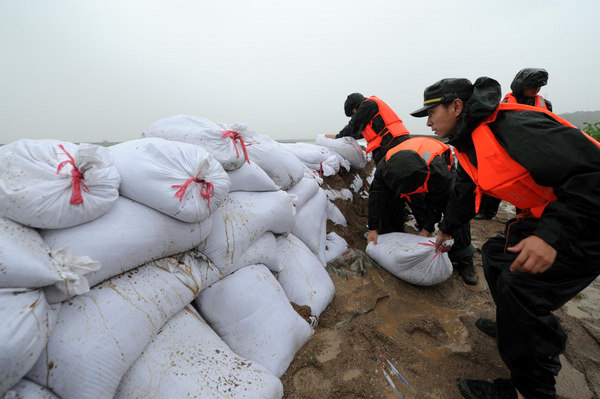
<box><xmin>418</xmin><ymin>228</ymin><xmax>431</xmax><ymax>237</ymax></box>
<box><xmin>324</xmin><ymin>134</ymin><xmax>337</xmax><ymax>139</ymax></box>
<box><xmin>507</xmin><ymin>235</ymin><xmax>556</xmax><ymax>274</ymax></box>
<box><xmin>366</xmin><ymin>230</ymin><xmax>378</xmax><ymax>245</ymax></box>
<box><xmin>435</xmin><ymin>231</ymin><xmax>453</xmax><ymax>252</ymax></box>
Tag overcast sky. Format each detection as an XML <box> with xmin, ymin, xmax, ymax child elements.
<box><xmin>2</xmin><ymin>0</ymin><xmax>599</xmax><ymax>144</ymax></box>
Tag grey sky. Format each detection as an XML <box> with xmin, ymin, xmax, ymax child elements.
<box><xmin>1</xmin><ymin>0</ymin><xmax>599</xmax><ymax>144</ymax></box>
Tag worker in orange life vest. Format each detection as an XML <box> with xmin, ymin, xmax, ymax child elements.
<box><xmin>475</xmin><ymin>68</ymin><xmax>553</xmax><ymax>220</ymax></box>
<box><xmin>411</xmin><ymin>77</ymin><xmax>600</xmax><ymax>399</ymax></box>
<box><xmin>367</xmin><ymin>135</ymin><xmax>477</xmax><ymax>285</ymax></box>
<box><xmin>325</xmin><ymin>93</ymin><xmax>410</xmax><ymax>165</ymax></box>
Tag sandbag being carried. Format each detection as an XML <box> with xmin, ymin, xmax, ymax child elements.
<box><xmin>0</xmin><ymin>139</ymin><xmax>121</xmax><ymax>229</ymax></box>
<box><xmin>0</xmin><ymin>289</ymin><xmax>60</xmax><ymax>396</ymax></box>
<box><xmin>366</xmin><ymin>232</ymin><xmax>452</xmax><ymax>286</ymax></box>
<box><xmin>109</xmin><ymin>138</ymin><xmax>230</xmax><ymax>222</ymax></box>
<box><xmin>195</xmin><ymin>264</ymin><xmax>313</xmax><ymax>377</ymax></box>
<box><xmin>41</xmin><ymin>196</ymin><xmax>211</xmax><ymax>302</ymax></box>
<box><xmin>276</xmin><ymin>234</ymin><xmax>335</xmax><ymax>317</ymax></box>
<box><xmin>115</xmin><ymin>305</ymin><xmax>283</xmax><ymax>399</ymax></box>
<box><xmin>27</xmin><ymin>259</ymin><xmax>206</xmax><ymax>399</ymax></box>
<box><xmin>315</xmin><ymin>134</ymin><xmax>367</xmax><ymax>169</ymax></box>
<box><xmin>141</xmin><ymin>115</ymin><xmax>249</xmax><ymax>170</ymax></box>
<box><xmin>0</xmin><ymin>217</ymin><xmax>99</xmax><ymax>295</ymax></box>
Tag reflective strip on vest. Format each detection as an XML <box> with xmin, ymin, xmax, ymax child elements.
<box><xmin>362</xmin><ymin>96</ymin><xmax>410</xmax><ymax>153</ymax></box>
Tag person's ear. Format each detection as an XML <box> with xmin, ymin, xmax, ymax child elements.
<box><xmin>452</xmin><ymin>99</ymin><xmax>464</xmax><ymax>116</ymax></box>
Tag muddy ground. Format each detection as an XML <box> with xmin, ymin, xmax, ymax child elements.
<box><xmin>281</xmin><ymin>161</ymin><xmax>600</xmax><ymax>399</ymax></box>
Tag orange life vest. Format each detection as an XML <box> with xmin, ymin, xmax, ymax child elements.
<box><xmin>455</xmin><ymin>102</ymin><xmax>600</xmax><ymax>218</ymax></box>
<box><xmin>385</xmin><ymin>137</ymin><xmax>453</xmax><ymax>198</ymax></box>
<box><xmin>503</xmin><ymin>92</ymin><xmax>549</xmax><ymax>110</ymax></box>
<box><xmin>362</xmin><ymin>96</ymin><xmax>410</xmax><ymax>153</ymax></box>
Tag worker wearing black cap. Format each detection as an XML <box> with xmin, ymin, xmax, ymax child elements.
<box><xmin>326</xmin><ymin>93</ymin><xmax>410</xmax><ymax>165</ymax></box>
<box><xmin>475</xmin><ymin>68</ymin><xmax>554</xmax><ymax>220</ymax></box>
<box><xmin>411</xmin><ymin>77</ymin><xmax>600</xmax><ymax>399</ymax></box>
<box><xmin>367</xmin><ymin>135</ymin><xmax>478</xmax><ymax>285</ymax></box>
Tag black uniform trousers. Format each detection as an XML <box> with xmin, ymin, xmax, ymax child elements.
<box><xmin>482</xmin><ymin>218</ymin><xmax>599</xmax><ymax>399</ymax></box>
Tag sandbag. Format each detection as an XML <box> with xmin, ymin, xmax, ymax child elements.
<box><xmin>0</xmin><ymin>139</ymin><xmax>120</xmax><ymax>229</ymax></box>
<box><xmin>141</xmin><ymin>115</ymin><xmax>249</xmax><ymax>170</ymax></box>
<box><xmin>366</xmin><ymin>232</ymin><xmax>452</xmax><ymax>286</ymax></box>
<box><xmin>115</xmin><ymin>305</ymin><xmax>283</xmax><ymax>399</ymax></box>
<box><xmin>244</xmin><ymin>141</ymin><xmax>305</xmax><ymax>191</ymax></box>
<box><xmin>41</xmin><ymin>196</ymin><xmax>211</xmax><ymax>302</ymax></box>
<box><xmin>228</xmin><ymin>160</ymin><xmax>279</xmax><ymax>192</ymax></box>
<box><xmin>195</xmin><ymin>264</ymin><xmax>313</xmax><ymax>377</ymax></box>
<box><xmin>0</xmin><ymin>217</ymin><xmax>99</xmax><ymax>295</ymax></box>
<box><xmin>276</xmin><ymin>234</ymin><xmax>335</xmax><ymax>317</ymax></box>
<box><xmin>0</xmin><ymin>289</ymin><xmax>59</xmax><ymax>396</ymax></box>
<box><xmin>3</xmin><ymin>379</ymin><xmax>60</xmax><ymax>399</ymax></box>
<box><xmin>287</xmin><ymin>177</ymin><xmax>320</xmax><ymax>211</ymax></box>
<box><xmin>323</xmin><ymin>232</ymin><xmax>348</xmax><ymax>263</ymax></box>
<box><xmin>291</xmin><ymin>187</ymin><xmax>328</xmax><ymax>255</ymax></box>
<box><xmin>280</xmin><ymin>142</ymin><xmax>346</xmax><ymax>177</ymax></box>
<box><xmin>27</xmin><ymin>259</ymin><xmax>206</xmax><ymax>399</ymax></box>
<box><xmin>109</xmin><ymin>138</ymin><xmax>230</xmax><ymax>222</ymax></box>
<box><xmin>315</xmin><ymin>134</ymin><xmax>367</xmax><ymax>169</ymax></box>
<box><xmin>197</xmin><ymin>191</ymin><xmax>294</xmax><ymax>276</ymax></box>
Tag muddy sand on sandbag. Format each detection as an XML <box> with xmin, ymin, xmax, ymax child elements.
<box><xmin>282</xmin><ymin>160</ymin><xmax>600</xmax><ymax>399</ymax></box>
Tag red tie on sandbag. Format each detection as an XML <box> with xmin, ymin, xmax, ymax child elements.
<box><xmin>172</xmin><ymin>173</ymin><xmax>215</xmax><ymax>209</ymax></box>
<box><xmin>56</xmin><ymin>144</ymin><xmax>89</xmax><ymax>205</ymax></box>
<box><xmin>221</xmin><ymin>130</ymin><xmax>250</xmax><ymax>163</ymax></box>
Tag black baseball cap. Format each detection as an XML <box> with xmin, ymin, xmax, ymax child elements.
<box><xmin>411</xmin><ymin>78</ymin><xmax>474</xmax><ymax>117</ymax></box>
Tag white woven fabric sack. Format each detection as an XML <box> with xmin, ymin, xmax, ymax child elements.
<box><xmin>195</xmin><ymin>264</ymin><xmax>313</xmax><ymax>377</ymax></box>
<box><xmin>0</xmin><ymin>217</ymin><xmax>99</xmax><ymax>295</ymax></box>
<box><xmin>244</xmin><ymin>141</ymin><xmax>305</xmax><ymax>190</ymax></box>
<box><xmin>197</xmin><ymin>191</ymin><xmax>294</xmax><ymax>277</ymax></box>
<box><xmin>323</xmin><ymin>232</ymin><xmax>348</xmax><ymax>263</ymax></box>
<box><xmin>0</xmin><ymin>139</ymin><xmax>120</xmax><ymax>229</ymax></box>
<box><xmin>27</xmin><ymin>260</ymin><xmax>205</xmax><ymax>399</ymax></box>
<box><xmin>279</xmin><ymin>142</ymin><xmax>344</xmax><ymax>177</ymax></box>
<box><xmin>291</xmin><ymin>187</ymin><xmax>328</xmax><ymax>255</ymax></box>
<box><xmin>276</xmin><ymin>234</ymin><xmax>335</xmax><ymax>317</ymax></box>
<box><xmin>109</xmin><ymin>138</ymin><xmax>230</xmax><ymax>223</ymax></box>
<box><xmin>315</xmin><ymin>134</ymin><xmax>367</xmax><ymax>170</ymax></box>
<box><xmin>41</xmin><ymin>196</ymin><xmax>211</xmax><ymax>302</ymax></box>
<box><xmin>3</xmin><ymin>379</ymin><xmax>60</xmax><ymax>399</ymax></box>
<box><xmin>287</xmin><ymin>177</ymin><xmax>320</xmax><ymax>211</ymax></box>
<box><xmin>366</xmin><ymin>232</ymin><xmax>453</xmax><ymax>286</ymax></box>
<box><xmin>141</xmin><ymin>115</ymin><xmax>249</xmax><ymax>170</ymax></box>
<box><xmin>228</xmin><ymin>160</ymin><xmax>279</xmax><ymax>192</ymax></box>
<box><xmin>115</xmin><ymin>305</ymin><xmax>283</xmax><ymax>399</ymax></box>
<box><xmin>0</xmin><ymin>289</ymin><xmax>59</xmax><ymax>396</ymax></box>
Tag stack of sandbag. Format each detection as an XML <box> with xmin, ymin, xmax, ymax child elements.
<box><xmin>314</xmin><ymin>134</ymin><xmax>368</xmax><ymax>170</ymax></box>
<box><xmin>109</xmin><ymin>137</ymin><xmax>231</xmax><ymax>222</ymax></box>
<box><xmin>280</xmin><ymin>141</ymin><xmax>350</xmax><ymax>177</ymax></box>
<box><xmin>141</xmin><ymin>115</ymin><xmax>250</xmax><ymax>171</ymax></box>
<box><xmin>195</xmin><ymin>264</ymin><xmax>314</xmax><ymax>378</ymax></box>
<box><xmin>115</xmin><ymin>305</ymin><xmax>284</xmax><ymax>398</ymax></box>
<box><xmin>366</xmin><ymin>232</ymin><xmax>453</xmax><ymax>286</ymax></box>
<box><xmin>0</xmin><ymin>139</ymin><xmax>121</xmax><ymax>229</ymax></box>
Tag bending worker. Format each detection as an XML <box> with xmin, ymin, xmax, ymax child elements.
<box><xmin>367</xmin><ymin>135</ymin><xmax>477</xmax><ymax>285</ymax></box>
<box><xmin>411</xmin><ymin>77</ymin><xmax>600</xmax><ymax>399</ymax></box>
<box><xmin>326</xmin><ymin>93</ymin><xmax>410</xmax><ymax>165</ymax></box>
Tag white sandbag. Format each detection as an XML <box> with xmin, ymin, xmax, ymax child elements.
<box><xmin>148</xmin><ymin>249</ymin><xmax>223</xmax><ymax>293</ymax></box>
<box><xmin>0</xmin><ymin>139</ymin><xmax>120</xmax><ymax>229</ymax></box>
<box><xmin>228</xmin><ymin>160</ymin><xmax>280</xmax><ymax>192</ymax></box>
<box><xmin>141</xmin><ymin>115</ymin><xmax>249</xmax><ymax>170</ymax></box>
<box><xmin>3</xmin><ymin>379</ymin><xmax>60</xmax><ymax>399</ymax></box>
<box><xmin>0</xmin><ymin>289</ymin><xmax>59</xmax><ymax>396</ymax></box>
<box><xmin>279</xmin><ymin>142</ymin><xmax>343</xmax><ymax>177</ymax></box>
<box><xmin>238</xmin><ymin>231</ymin><xmax>280</xmax><ymax>273</ymax></box>
<box><xmin>291</xmin><ymin>187</ymin><xmax>328</xmax><ymax>255</ymax></box>
<box><xmin>109</xmin><ymin>138</ymin><xmax>230</xmax><ymax>222</ymax></box>
<box><xmin>366</xmin><ymin>232</ymin><xmax>453</xmax><ymax>286</ymax></box>
<box><xmin>287</xmin><ymin>177</ymin><xmax>320</xmax><ymax>210</ymax></box>
<box><xmin>115</xmin><ymin>305</ymin><xmax>283</xmax><ymax>399</ymax></box>
<box><xmin>324</xmin><ymin>232</ymin><xmax>348</xmax><ymax>263</ymax></box>
<box><xmin>326</xmin><ymin>200</ymin><xmax>347</xmax><ymax>226</ymax></box>
<box><xmin>0</xmin><ymin>217</ymin><xmax>99</xmax><ymax>295</ymax></box>
<box><xmin>27</xmin><ymin>259</ymin><xmax>205</xmax><ymax>399</ymax></box>
<box><xmin>195</xmin><ymin>264</ymin><xmax>313</xmax><ymax>377</ymax></box>
<box><xmin>197</xmin><ymin>191</ymin><xmax>294</xmax><ymax>277</ymax></box>
<box><xmin>41</xmin><ymin>196</ymin><xmax>211</xmax><ymax>302</ymax></box>
<box><xmin>245</xmin><ymin>141</ymin><xmax>305</xmax><ymax>190</ymax></box>
<box><xmin>276</xmin><ymin>234</ymin><xmax>335</xmax><ymax>317</ymax></box>
<box><xmin>315</xmin><ymin>134</ymin><xmax>367</xmax><ymax>169</ymax></box>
